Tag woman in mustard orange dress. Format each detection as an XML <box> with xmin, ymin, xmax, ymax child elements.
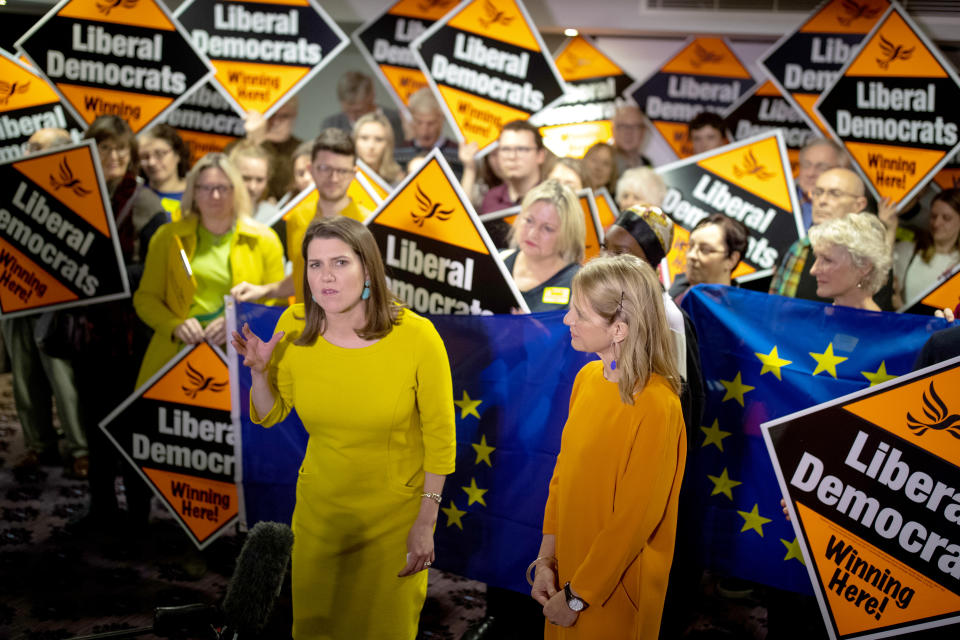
<box><xmin>531</xmin><ymin>254</ymin><xmax>687</xmax><ymax>639</ymax></box>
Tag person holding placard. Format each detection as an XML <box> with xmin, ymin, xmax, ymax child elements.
<box><xmin>133</xmin><ymin>153</ymin><xmax>283</xmax><ymax>386</ymax></box>
<box><xmin>501</xmin><ymin>180</ymin><xmax>586</xmax><ymax>312</ymax></box>
<box><xmin>893</xmin><ymin>188</ymin><xmax>960</xmax><ymax>305</ymax></box>
<box><xmin>231</xmin><ymin>216</ymin><xmax>456</xmax><ymax>640</ymax></box>
<box><xmin>808</xmin><ymin>212</ymin><xmax>892</xmax><ymax>312</ymax></box>
<box><xmin>530</xmin><ymin>253</ymin><xmax>685</xmax><ymax>638</ymax></box>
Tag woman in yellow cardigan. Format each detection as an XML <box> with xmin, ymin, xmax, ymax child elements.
<box><xmin>134</xmin><ymin>153</ymin><xmax>284</xmax><ymax>386</ymax></box>
<box><xmin>231</xmin><ymin>216</ymin><xmax>456</xmax><ymax>639</ymax></box>
<box><xmin>531</xmin><ymin>254</ymin><xmax>686</xmax><ymax>639</ymax></box>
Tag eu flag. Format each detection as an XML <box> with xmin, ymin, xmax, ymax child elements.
<box><xmin>681</xmin><ymin>285</ymin><xmax>949</xmax><ymax>593</ymax></box>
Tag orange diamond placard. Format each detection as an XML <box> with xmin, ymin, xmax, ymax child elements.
<box><xmin>814</xmin><ymin>3</ymin><xmax>960</xmax><ymax>209</ymax></box>
<box><xmin>100</xmin><ymin>341</ymin><xmax>238</xmax><ymax>549</ymax></box>
<box><xmin>763</xmin><ymin>356</ymin><xmax>960</xmax><ymax>638</ymax></box>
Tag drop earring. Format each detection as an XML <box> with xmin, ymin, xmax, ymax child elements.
<box><xmin>361</xmin><ymin>280</ymin><xmax>371</xmax><ymax>300</ymax></box>
<box><xmin>610</xmin><ymin>341</ymin><xmax>620</xmax><ymax>371</ymax></box>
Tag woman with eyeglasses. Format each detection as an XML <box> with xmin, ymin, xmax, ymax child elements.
<box><xmin>67</xmin><ymin>115</ymin><xmax>169</xmax><ymax>536</ymax></box>
<box><xmin>502</xmin><ymin>180</ymin><xmax>586</xmax><ymax>312</ymax></box>
<box><xmin>530</xmin><ymin>254</ymin><xmax>685</xmax><ymax>638</ymax></box>
<box><xmin>668</xmin><ymin>214</ymin><xmax>749</xmax><ymax>303</ymax></box>
<box><xmin>138</xmin><ymin>123</ymin><xmax>192</xmax><ymax>220</ymax></box>
<box><xmin>133</xmin><ymin>153</ymin><xmax>284</xmax><ymax>386</ymax></box>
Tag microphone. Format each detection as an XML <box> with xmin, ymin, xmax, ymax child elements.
<box><xmin>221</xmin><ymin>521</ymin><xmax>294</xmax><ymax>637</ymax></box>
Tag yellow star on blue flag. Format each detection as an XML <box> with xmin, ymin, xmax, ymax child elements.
<box><xmin>454</xmin><ymin>390</ymin><xmax>482</xmax><ymax>419</ymax></box>
<box><xmin>442</xmin><ymin>500</ymin><xmax>467</xmax><ymax>529</ymax></box>
<box><xmin>462</xmin><ymin>477</ymin><xmax>488</xmax><ymax>506</ymax></box>
<box><xmin>782</xmin><ymin>537</ymin><xmax>805</xmax><ymax>565</ymax></box>
<box><xmin>471</xmin><ymin>434</ymin><xmax>495</xmax><ymax>467</ymax></box>
<box><xmin>701</xmin><ymin>419</ymin><xmax>731</xmax><ymax>452</ymax></box>
<box><xmin>707</xmin><ymin>467</ymin><xmax>742</xmax><ymax>500</ymax></box>
<box><xmin>809</xmin><ymin>342</ymin><xmax>847</xmax><ymax>378</ymax></box>
<box><xmin>861</xmin><ymin>361</ymin><xmax>897</xmax><ymax>387</ymax></box>
<box><xmin>719</xmin><ymin>372</ymin><xmax>754</xmax><ymax>406</ymax></box>
<box><xmin>755</xmin><ymin>345</ymin><xmax>792</xmax><ymax>380</ymax></box>
<box><xmin>737</xmin><ymin>503</ymin><xmax>772</xmax><ymax>537</ymax></box>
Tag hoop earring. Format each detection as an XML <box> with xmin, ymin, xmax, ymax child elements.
<box><xmin>361</xmin><ymin>280</ymin><xmax>371</xmax><ymax>300</ymax></box>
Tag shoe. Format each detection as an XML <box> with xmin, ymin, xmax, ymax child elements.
<box><xmin>68</xmin><ymin>455</ymin><xmax>89</xmax><ymax>479</ymax></box>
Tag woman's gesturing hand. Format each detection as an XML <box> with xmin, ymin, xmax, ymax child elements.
<box><xmin>398</xmin><ymin>519</ymin><xmax>435</xmax><ymax>577</ymax></box>
<box><xmin>231</xmin><ymin>322</ymin><xmax>284</xmax><ymax>374</ymax></box>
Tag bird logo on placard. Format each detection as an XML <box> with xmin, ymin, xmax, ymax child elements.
<box><xmin>97</xmin><ymin>0</ymin><xmax>138</xmax><ymax>15</ymax></box>
<box><xmin>561</xmin><ymin>56</ymin><xmax>592</xmax><ymax>76</ymax></box>
<box><xmin>733</xmin><ymin>150</ymin><xmax>774</xmax><ymax>181</ymax></box>
<box><xmin>837</xmin><ymin>0</ymin><xmax>882</xmax><ymax>26</ymax></box>
<box><xmin>876</xmin><ymin>35</ymin><xmax>914</xmax><ymax>70</ymax></box>
<box><xmin>182</xmin><ymin>362</ymin><xmax>228</xmax><ymax>399</ymax></box>
<box><xmin>0</xmin><ymin>81</ymin><xmax>30</xmax><ymax>106</ymax></box>
<box><xmin>906</xmin><ymin>381</ymin><xmax>960</xmax><ymax>439</ymax></box>
<box><xmin>49</xmin><ymin>158</ymin><xmax>92</xmax><ymax>197</ymax></box>
<box><xmin>411</xmin><ymin>184</ymin><xmax>453</xmax><ymax>227</ymax></box>
<box><xmin>478</xmin><ymin>0</ymin><xmax>514</xmax><ymax>28</ymax></box>
<box><xmin>690</xmin><ymin>43</ymin><xmax>724</xmax><ymax>69</ymax></box>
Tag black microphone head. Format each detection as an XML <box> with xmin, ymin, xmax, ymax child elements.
<box><xmin>222</xmin><ymin>521</ymin><xmax>294</xmax><ymax>636</ymax></box>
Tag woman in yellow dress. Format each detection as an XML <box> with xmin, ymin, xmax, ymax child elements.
<box><xmin>531</xmin><ymin>254</ymin><xmax>686</xmax><ymax>639</ymax></box>
<box><xmin>231</xmin><ymin>216</ymin><xmax>456</xmax><ymax>639</ymax></box>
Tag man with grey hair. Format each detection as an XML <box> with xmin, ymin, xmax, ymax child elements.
<box><xmin>611</xmin><ymin>105</ymin><xmax>652</xmax><ymax>175</ymax></box>
<box><xmin>320</xmin><ymin>70</ymin><xmax>404</xmax><ymax>147</ymax></box>
<box><xmin>394</xmin><ymin>87</ymin><xmax>461</xmax><ymax>174</ymax></box>
<box><xmin>795</xmin><ymin>138</ymin><xmax>849</xmax><ymax>231</ymax></box>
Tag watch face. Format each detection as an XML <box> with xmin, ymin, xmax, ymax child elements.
<box><xmin>567</xmin><ymin>597</ymin><xmax>584</xmax><ymax>612</ymax></box>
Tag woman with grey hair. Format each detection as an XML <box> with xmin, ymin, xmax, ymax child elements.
<box><xmin>616</xmin><ymin>167</ymin><xmax>667</xmax><ymax>210</ymax></box>
<box><xmin>808</xmin><ymin>212</ymin><xmax>893</xmax><ymax>311</ymax></box>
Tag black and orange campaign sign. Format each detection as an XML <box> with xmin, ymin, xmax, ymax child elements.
<box><xmin>175</xmin><ymin>0</ymin><xmax>348</xmax><ymax>119</ymax></box>
<box><xmin>0</xmin><ymin>48</ymin><xmax>84</xmax><ymax>162</ymax></box>
<box><xmin>100</xmin><ymin>341</ymin><xmax>238</xmax><ymax>549</ymax></box>
<box><xmin>410</xmin><ymin>0</ymin><xmax>567</xmax><ymax>154</ymax></box>
<box><xmin>763</xmin><ymin>355</ymin><xmax>960</xmax><ymax>639</ymax></box>
<box><xmin>533</xmin><ymin>35</ymin><xmax>634</xmax><ymax>159</ymax></box>
<box><xmin>627</xmin><ymin>37</ymin><xmax>754</xmax><ymax>159</ymax></box>
<box><xmin>814</xmin><ymin>2</ymin><xmax>960</xmax><ymax>209</ymax></box>
<box><xmin>655</xmin><ymin>130</ymin><xmax>802</xmax><ymax>279</ymax></box>
<box><xmin>759</xmin><ymin>0</ymin><xmax>890</xmax><ymax>138</ymax></box>
<box><xmin>366</xmin><ymin>148</ymin><xmax>526</xmax><ymax>313</ymax></box>
<box><xmin>900</xmin><ymin>264</ymin><xmax>960</xmax><ymax>317</ymax></box>
<box><xmin>164</xmin><ymin>81</ymin><xmax>245</xmax><ymax>166</ymax></box>
<box><xmin>352</xmin><ymin>0</ymin><xmax>456</xmax><ymax>114</ymax></box>
<box><xmin>723</xmin><ymin>80</ymin><xmax>817</xmax><ymax>169</ymax></box>
<box><xmin>356</xmin><ymin>158</ymin><xmax>393</xmax><ymax>202</ymax></box>
<box><xmin>0</xmin><ymin>140</ymin><xmax>128</xmax><ymax>317</ymax></box>
<box><xmin>15</xmin><ymin>0</ymin><xmax>214</xmax><ymax>134</ymax></box>
<box><xmin>580</xmin><ymin>188</ymin><xmax>607</xmax><ymax>262</ymax></box>
<box><xmin>932</xmin><ymin>153</ymin><xmax>960</xmax><ymax>191</ymax></box>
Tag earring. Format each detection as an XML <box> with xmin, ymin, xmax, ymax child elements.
<box><xmin>610</xmin><ymin>341</ymin><xmax>620</xmax><ymax>371</ymax></box>
<box><xmin>361</xmin><ymin>280</ymin><xmax>371</xmax><ymax>300</ymax></box>
<box><xmin>312</xmin><ymin>294</ymin><xmax>318</xmax><ymax>303</ymax></box>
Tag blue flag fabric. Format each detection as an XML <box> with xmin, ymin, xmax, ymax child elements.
<box><xmin>680</xmin><ymin>285</ymin><xmax>949</xmax><ymax>593</ymax></box>
<box><xmin>235</xmin><ymin>302</ymin><xmax>592</xmax><ymax>594</ymax></box>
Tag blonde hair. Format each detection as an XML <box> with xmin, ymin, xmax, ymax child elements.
<box><xmin>508</xmin><ymin>179</ymin><xmax>586</xmax><ymax>264</ymax></box>
<box><xmin>616</xmin><ymin>167</ymin><xmax>666</xmax><ymax>207</ymax></box>
<box><xmin>573</xmin><ymin>254</ymin><xmax>681</xmax><ymax>403</ymax></box>
<box><xmin>181</xmin><ymin>152</ymin><xmax>251</xmax><ymax>221</ymax></box>
<box><xmin>353</xmin><ymin>112</ymin><xmax>403</xmax><ymax>184</ymax></box>
<box><xmin>808</xmin><ymin>212</ymin><xmax>892</xmax><ymax>295</ymax></box>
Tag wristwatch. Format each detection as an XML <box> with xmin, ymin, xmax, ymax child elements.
<box><xmin>563</xmin><ymin>582</ymin><xmax>589</xmax><ymax>612</ymax></box>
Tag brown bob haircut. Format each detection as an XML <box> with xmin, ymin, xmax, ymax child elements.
<box><xmin>295</xmin><ymin>216</ymin><xmax>402</xmax><ymax>345</ymax></box>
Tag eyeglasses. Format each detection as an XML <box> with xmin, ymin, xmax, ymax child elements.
<box><xmin>498</xmin><ymin>146</ymin><xmax>536</xmax><ymax>157</ymax></box>
<box><xmin>196</xmin><ymin>184</ymin><xmax>233</xmax><ymax>196</ymax></box>
<box><xmin>811</xmin><ymin>187</ymin><xmax>857</xmax><ymax>199</ymax></box>
<box><xmin>100</xmin><ymin>144</ymin><xmax>130</xmax><ymax>158</ymax></box>
<box><xmin>314</xmin><ymin>165</ymin><xmax>354</xmax><ymax>179</ymax></box>
<box><xmin>614</xmin><ymin>123</ymin><xmax>644</xmax><ymax>131</ymax></box>
<box><xmin>139</xmin><ymin>148</ymin><xmax>172</xmax><ymax>163</ymax></box>
<box><xmin>687</xmin><ymin>243</ymin><xmax>726</xmax><ymax>257</ymax></box>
